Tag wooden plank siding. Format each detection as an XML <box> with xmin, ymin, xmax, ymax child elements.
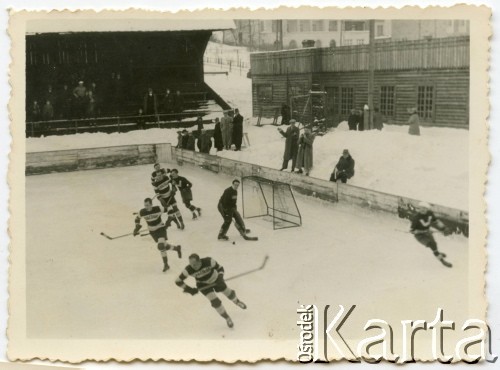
<box><xmin>251</xmin><ymin>37</ymin><xmax>469</xmax><ymax>128</ymax></box>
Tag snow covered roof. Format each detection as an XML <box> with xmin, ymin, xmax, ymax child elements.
<box><xmin>26</xmin><ymin>19</ymin><xmax>235</xmax><ymax>34</ymax></box>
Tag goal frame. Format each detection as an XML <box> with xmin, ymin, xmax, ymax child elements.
<box><xmin>241</xmin><ymin>175</ymin><xmax>302</xmax><ymax>230</ymax></box>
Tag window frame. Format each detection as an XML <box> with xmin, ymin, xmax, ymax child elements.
<box><xmin>379</xmin><ymin>85</ymin><xmax>396</xmax><ymax>117</ymax></box>
<box><xmin>416</xmin><ymin>84</ymin><xmax>436</xmax><ymax>122</ymax></box>
<box><xmin>256</xmin><ymin>84</ymin><xmax>273</xmax><ymax>103</ymax></box>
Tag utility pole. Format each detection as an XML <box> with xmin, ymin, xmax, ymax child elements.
<box><xmin>367</xmin><ymin>19</ymin><xmax>375</xmax><ymax>130</ymax></box>
<box><xmin>275</xmin><ymin>20</ymin><xmax>283</xmax><ymax>50</ymax></box>
<box><xmin>249</xmin><ymin>20</ymin><xmax>252</xmax><ymax>51</ymax></box>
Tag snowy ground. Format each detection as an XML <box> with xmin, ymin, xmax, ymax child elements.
<box><xmin>27</xmin><ymin>163</ymin><xmax>468</xmax><ymax>348</ymax></box>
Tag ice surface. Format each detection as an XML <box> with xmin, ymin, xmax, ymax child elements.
<box><xmin>26</xmin><ymin>163</ymin><xmax>468</xmax><ymax>343</ymax></box>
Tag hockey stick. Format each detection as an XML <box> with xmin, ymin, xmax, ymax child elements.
<box><xmin>100</xmin><ymin>231</ymin><xmax>150</xmax><ymax>240</ymax></box>
<box><xmin>226</xmin><ymin>255</ymin><xmax>269</xmax><ymax>282</ymax></box>
<box><xmin>199</xmin><ymin>255</ymin><xmax>269</xmax><ymax>291</ymax></box>
<box><xmin>100</xmin><ymin>232</ymin><xmax>133</xmax><ymax>240</ymax></box>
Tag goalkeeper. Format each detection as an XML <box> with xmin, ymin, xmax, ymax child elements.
<box><xmin>217</xmin><ymin>179</ymin><xmax>257</xmax><ymax>241</ymax></box>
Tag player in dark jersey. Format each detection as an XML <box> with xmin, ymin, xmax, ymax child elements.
<box><xmin>217</xmin><ymin>179</ymin><xmax>257</xmax><ymax>241</ymax></box>
<box><xmin>134</xmin><ymin>197</ymin><xmax>182</xmax><ymax>272</ymax></box>
<box><xmin>170</xmin><ymin>169</ymin><xmax>201</xmax><ymax>219</ymax></box>
<box><xmin>151</xmin><ymin>167</ymin><xmax>185</xmax><ymax>230</ymax></box>
<box><xmin>410</xmin><ymin>201</ymin><xmax>452</xmax><ymax>268</ymax></box>
<box><xmin>175</xmin><ymin>253</ymin><xmax>247</xmax><ymax>328</ymax></box>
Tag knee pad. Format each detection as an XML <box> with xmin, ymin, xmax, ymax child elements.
<box><xmin>157</xmin><ymin>243</ymin><xmax>166</xmax><ymax>251</ymax></box>
<box><xmin>210</xmin><ymin>298</ymin><xmax>222</xmax><ymax>308</ymax></box>
<box><xmin>226</xmin><ymin>289</ymin><xmax>236</xmax><ymax>300</ymax></box>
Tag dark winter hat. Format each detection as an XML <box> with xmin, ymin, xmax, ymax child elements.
<box><xmin>181</xmin><ymin>129</ymin><xmax>188</xmax><ymax>133</ymax></box>
<box><xmin>343</xmin><ymin>149</ymin><xmax>350</xmax><ymax>155</ymax></box>
<box><xmin>289</xmin><ymin>119</ymin><xmax>296</xmax><ymax>124</ymax></box>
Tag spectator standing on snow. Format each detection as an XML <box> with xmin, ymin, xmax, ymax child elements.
<box><xmin>220</xmin><ymin>110</ymin><xmax>233</xmax><ymax>150</ymax></box>
<box><xmin>232</xmin><ymin>108</ymin><xmax>243</xmax><ymax>151</ymax></box>
<box><xmin>373</xmin><ymin>107</ymin><xmax>383</xmax><ymax>130</ymax></box>
<box><xmin>213</xmin><ymin>117</ymin><xmax>224</xmax><ymax>152</ymax></box>
<box><xmin>278</xmin><ymin>119</ymin><xmax>300</xmax><ymax>172</ymax></box>
<box><xmin>281</xmin><ymin>103</ymin><xmax>291</xmax><ymax>125</ymax></box>
<box><xmin>348</xmin><ymin>109</ymin><xmax>358</xmax><ymax>130</ymax></box>
<box><xmin>408</xmin><ymin>107</ymin><xmax>420</xmax><ymax>136</ymax></box>
<box><xmin>330</xmin><ymin>149</ymin><xmax>355</xmax><ymax>183</ymax></box>
<box><xmin>197</xmin><ymin>129</ymin><xmax>212</xmax><ymax>154</ymax></box>
<box><xmin>295</xmin><ymin>126</ymin><xmax>316</xmax><ymax>176</ymax></box>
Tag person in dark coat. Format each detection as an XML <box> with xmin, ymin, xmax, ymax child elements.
<box><xmin>186</xmin><ymin>131</ymin><xmax>196</xmax><ymax>151</ymax></box>
<box><xmin>330</xmin><ymin>149</ymin><xmax>355</xmax><ymax>183</ymax></box>
<box><xmin>143</xmin><ymin>88</ymin><xmax>158</xmax><ymax>116</ymax></box>
<box><xmin>213</xmin><ymin>117</ymin><xmax>224</xmax><ymax>152</ymax></box>
<box><xmin>162</xmin><ymin>88</ymin><xmax>173</xmax><ymax>114</ymax></box>
<box><xmin>232</xmin><ymin>108</ymin><xmax>244</xmax><ymax>151</ymax></box>
<box><xmin>356</xmin><ymin>109</ymin><xmax>364</xmax><ymax>131</ymax></box>
<box><xmin>347</xmin><ymin>109</ymin><xmax>358</xmax><ymax>130</ymax></box>
<box><xmin>195</xmin><ymin>116</ymin><xmax>204</xmax><ymax>136</ymax></box>
<box><xmin>42</xmin><ymin>100</ymin><xmax>54</xmax><ymax>121</ymax></box>
<box><xmin>173</xmin><ymin>90</ymin><xmax>184</xmax><ymax>114</ymax></box>
<box><xmin>281</xmin><ymin>103</ymin><xmax>291</xmax><ymax>125</ymax></box>
<box><xmin>373</xmin><ymin>107</ymin><xmax>384</xmax><ymax>130</ymax></box>
<box><xmin>29</xmin><ymin>100</ymin><xmax>41</xmax><ymax>121</ymax></box>
<box><xmin>197</xmin><ymin>129</ymin><xmax>212</xmax><ymax>154</ymax></box>
<box><xmin>278</xmin><ymin>119</ymin><xmax>300</xmax><ymax>171</ymax></box>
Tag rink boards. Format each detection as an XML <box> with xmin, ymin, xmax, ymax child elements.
<box><xmin>25</xmin><ymin>143</ymin><xmax>468</xmax><ymax>229</ymax></box>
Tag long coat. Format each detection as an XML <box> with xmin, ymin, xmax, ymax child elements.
<box><xmin>232</xmin><ymin>114</ymin><xmax>244</xmax><ymax>149</ymax></box>
<box><xmin>335</xmin><ymin>155</ymin><xmax>355</xmax><ymax>178</ymax></box>
<box><xmin>296</xmin><ymin>132</ymin><xmax>315</xmax><ymax>171</ymax></box>
<box><xmin>279</xmin><ymin>125</ymin><xmax>299</xmax><ymax>160</ymax></box>
<box><xmin>408</xmin><ymin>112</ymin><xmax>420</xmax><ymax>135</ymax></box>
<box><xmin>213</xmin><ymin>122</ymin><xmax>224</xmax><ymax>151</ymax></box>
<box><xmin>220</xmin><ymin>116</ymin><xmax>233</xmax><ymax>149</ymax></box>
<box><xmin>197</xmin><ymin>132</ymin><xmax>213</xmax><ymax>153</ymax></box>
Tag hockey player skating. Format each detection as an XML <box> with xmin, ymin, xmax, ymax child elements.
<box><xmin>134</xmin><ymin>197</ymin><xmax>182</xmax><ymax>272</ymax></box>
<box><xmin>151</xmin><ymin>164</ymin><xmax>185</xmax><ymax>230</ymax></box>
<box><xmin>170</xmin><ymin>169</ymin><xmax>201</xmax><ymax>220</ymax></box>
<box><xmin>175</xmin><ymin>253</ymin><xmax>247</xmax><ymax>328</ymax></box>
<box><xmin>151</xmin><ymin>162</ymin><xmax>169</xmax><ymax>183</ymax></box>
<box><xmin>410</xmin><ymin>201</ymin><xmax>453</xmax><ymax>268</ymax></box>
<box><xmin>217</xmin><ymin>179</ymin><xmax>258</xmax><ymax>241</ymax></box>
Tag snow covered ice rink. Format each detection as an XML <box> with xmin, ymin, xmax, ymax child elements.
<box><xmin>26</xmin><ymin>162</ymin><xmax>469</xmax><ymax>345</ymax></box>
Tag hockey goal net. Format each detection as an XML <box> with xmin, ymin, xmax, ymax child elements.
<box><xmin>241</xmin><ymin>176</ymin><xmax>302</xmax><ymax>230</ymax></box>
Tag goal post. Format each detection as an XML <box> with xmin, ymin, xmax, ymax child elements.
<box><xmin>241</xmin><ymin>176</ymin><xmax>302</xmax><ymax>230</ymax></box>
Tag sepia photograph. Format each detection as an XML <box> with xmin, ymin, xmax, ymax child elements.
<box><xmin>7</xmin><ymin>6</ymin><xmax>491</xmax><ymax>363</ymax></box>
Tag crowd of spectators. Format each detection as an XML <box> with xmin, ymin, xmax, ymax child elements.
<box><xmin>176</xmin><ymin>109</ymin><xmax>245</xmax><ymax>154</ymax></box>
<box><xmin>27</xmin><ymin>75</ymin><xmax>188</xmax><ymax>123</ymax></box>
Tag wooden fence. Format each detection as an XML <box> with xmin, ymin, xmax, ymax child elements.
<box><xmin>251</xmin><ymin>36</ymin><xmax>469</xmax><ymax>75</ymax></box>
<box><xmin>25</xmin><ymin>143</ymin><xmax>468</xmax><ymax>235</ymax></box>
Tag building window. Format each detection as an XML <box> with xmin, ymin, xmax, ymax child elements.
<box><xmin>312</xmin><ymin>20</ymin><xmax>324</xmax><ymax>32</ymax></box>
<box><xmin>380</xmin><ymin>86</ymin><xmax>395</xmax><ymax>116</ymax></box>
<box><xmin>287</xmin><ymin>20</ymin><xmax>298</xmax><ymax>33</ymax></box>
<box><xmin>257</xmin><ymin>84</ymin><xmax>273</xmax><ymax>102</ymax></box>
<box><xmin>329</xmin><ymin>21</ymin><xmax>338</xmax><ymax>32</ymax></box>
<box><xmin>356</xmin><ymin>39</ymin><xmax>365</xmax><ymax>45</ymax></box>
<box><xmin>300</xmin><ymin>20</ymin><xmax>311</xmax><ymax>32</ymax></box>
<box><xmin>259</xmin><ymin>21</ymin><xmax>266</xmax><ymax>32</ymax></box>
<box><xmin>288</xmin><ymin>40</ymin><xmax>298</xmax><ymax>49</ymax></box>
<box><xmin>329</xmin><ymin>39</ymin><xmax>337</xmax><ymax>48</ymax></box>
<box><xmin>341</xmin><ymin>87</ymin><xmax>354</xmax><ymax>115</ymax></box>
<box><xmin>315</xmin><ymin>39</ymin><xmax>322</xmax><ymax>47</ymax></box>
<box><xmin>344</xmin><ymin>21</ymin><xmax>366</xmax><ymax>31</ymax></box>
<box><xmin>344</xmin><ymin>39</ymin><xmax>353</xmax><ymax>46</ymax></box>
<box><xmin>417</xmin><ymin>86</ymin><xmax>434</xmax><ymax>120</ymax></box>
<box><xmin>272</xmin><ymin>21</ymin><xmax>277</xmax><ymax>33</ymax></box>
<box><xmin>376</xmin><ymin>25</ymin><xmax>384</xmax><ymax>36</ymax></box>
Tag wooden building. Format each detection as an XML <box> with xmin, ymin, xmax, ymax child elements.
<box><xmin>250</xmin><ymin>36</ymin><xmax>469</xmax><ymax>128</ymax></box>
<box><xmin>26</xmin><ymin>20</ymin><xmax>234</xmax><ymax>119</ymax></box>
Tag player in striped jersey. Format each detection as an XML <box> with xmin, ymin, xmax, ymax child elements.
<box><xmin>175</xmin><ymin>253</ymin><xmax>247</xmax><ymax>328</ymax></box>
<box><xmin>151</xmin><ymin>166</ymin><xmax>185</xmax><ymax>230</ymax></box>
<box><xmin>134</xmin><ymin>197</ymin><xmax>182</xmax><ymax>272</ymax></box>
